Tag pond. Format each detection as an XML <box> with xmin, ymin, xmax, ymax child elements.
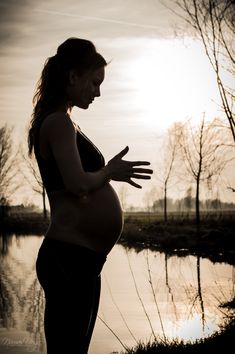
<box><xmin>0</xmin><ymin>234</ymin><xmax>234</xmax><ymax>354</ymax></box>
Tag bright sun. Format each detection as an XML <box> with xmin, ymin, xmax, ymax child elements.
<box><xmin>125</xmin><ymin>39</ymin><xmax>220</xmax><ymax>130</ymax></box>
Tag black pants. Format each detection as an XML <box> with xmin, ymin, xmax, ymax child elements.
<box><xmin>36</xmin><ymin>237</ymin><xmax>106</xmax><ymax>354</ymax></box>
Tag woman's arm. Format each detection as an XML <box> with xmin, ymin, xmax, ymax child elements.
<box><xmin>44</xmin><ymin>112</ymin><xmax>153</xmax><ymax>198</ymax></box>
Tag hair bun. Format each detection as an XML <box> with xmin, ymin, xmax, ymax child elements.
<box><xmin>57</xmin><ymin>37</ymin><xmax>97</xmax><ymax>58</ymax></box>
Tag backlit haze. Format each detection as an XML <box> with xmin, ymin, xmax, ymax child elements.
<box><xmin>0</xmin><ymin>0</ymin><xmax>234</xmax><ymax>209</ymax></box>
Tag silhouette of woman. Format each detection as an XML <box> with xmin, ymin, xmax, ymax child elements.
<box><xmin>27</xmin><ymin>37</ymin><xmax>153</xmax><ymax>354</ymax></box>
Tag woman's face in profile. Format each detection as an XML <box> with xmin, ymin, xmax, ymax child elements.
<box><xmin>67</xmin><ymin>66</ymin><xmax>105</xmax><ymax>110</ymax></box>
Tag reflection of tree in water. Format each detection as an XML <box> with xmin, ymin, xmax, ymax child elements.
<box><xmin>185</xmin><ymin>255</ymin><xmax>206</xmax><ymax>333</ymax></box>
<box><xmin>180</xmin><ymin>254</ymin><xmax>206</xmax><ymax>334</ymax></box>
<box><xmin>26</xmin><ymin>278</ymin><xmax>45</xmax><ymax>351</ymax></box>
<box><xmin>125</xmin><ymin>247</ymin><xmax>213</xmax><ymax>341</ymax></box>
<box><xmin>0</xmin><ymin>234</ymin><xmax>45</xmax><ymax>351</ymax></box>
<box><xmin>0</xmin><ymin>232</ymin><xmax>15</xmax><ymax>256</ymax></box>
<box><xmin>126</xmin><ymin>249</ymin><xmax>157</xmax><ymax>341</ymax></box>
<box><xmin>104</xmin><ymin>273</ymin><xmax>138</xmax><ymax>345</ymax></box>
<box><xmin>196</xmin><ymin>255</ymin><xmax>205</xmax><ymax>330</ymax></box>
<box><xmin>145</xmin><ymin>250</ymin><xmax>166</xmax><ymax>341</ymax></box>
<box><xmin>0</xmin><ymin>268</ymin><xmax>15</xmax><ymax>328</ymax></box>
<box><xmin>0</xmin><ymin>234</ymin><xmax>17</xmax><ymax>328</ymax></box>
<box><xmin>164</xmin><ymin>253</ymin><xmax>178</xmax><ymax>321</ymax></box>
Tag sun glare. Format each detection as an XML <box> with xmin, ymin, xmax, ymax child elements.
<box><xmin>126</xmin><ymin>39</ymin><xmax>220</xmax><ymax>129</ymax></box>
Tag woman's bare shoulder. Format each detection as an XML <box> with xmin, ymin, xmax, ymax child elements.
<box><xmin>44</xmin><ymin>111</ymin><xmax>71</xmax><ymax>125</ymax></box>
<box><xmin>41</xmin><ymin>112</ymin><xmax>75</xmax><ymax>135</ymax></box>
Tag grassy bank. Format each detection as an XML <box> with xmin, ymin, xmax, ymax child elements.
<box><xmin>120</xmin><ymin>215</ymin><xmax>235</xmax><ymax>265</ymax></box>
<box><xmin>121</xmin><ymin>298</ymin><xmax>235</xmax><ymax>354</ymax></box>
<box><xmin>0</xmin><ymin>212</ymin><xmax>49</xmax><ymax>235</ymax></box>
<box><xmin>122</xmin><ymin>311</ymin><xmax>235</xmax><ymax>354</ymax></box>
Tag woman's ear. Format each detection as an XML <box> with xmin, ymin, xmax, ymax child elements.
<box><xmin>68</xmin><ymin>69</ymin><xmax>78</xmax><ymax>86</ymax></box>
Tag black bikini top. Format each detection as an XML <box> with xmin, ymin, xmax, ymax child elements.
<box><xmin>34</xmin><ymin>122</ymin><xmax>105</xmax><ymax>193</ymax></box>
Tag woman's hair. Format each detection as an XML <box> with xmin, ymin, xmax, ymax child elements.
<box><xmin>28</xmin><ymin>37</ymin><xmax>107</xmax><ymax>157</ymax></box>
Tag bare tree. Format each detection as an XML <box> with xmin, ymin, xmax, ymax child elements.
<box><xmin>19</xmin><ymin>143</ymin><xmax>48</xmax><ymax>219</ymax></box>
<box><xmin>157</xmin><ymin>123</ymin><xmax>181</xmax><ymax>222</ymax></box>
<box><xmin>183</xmin><ymin>186</ymin><xmax>193</xmax><ymax>211</ymax></box>
<box><xmin>178</xmin><ymin>115</ymin><xmax>233</xmax><ymax>224</ymax></box>
<box><xmin>167</xmin><ymin>0</ymin><xmax>235</xmax><ymax>141</ymax></box>
<box><xmin>143</xmin><ymin>186</ymin><xmax>158</xmax><ymax>221</ymax></box>
<box><xmin>118</xmin><ymin>184</ymin><xmax>128</xmax><ymax>212</ymax></box>
<box><xmin>0</xmin><ymin>124</ymin><xmax>20</xmax><ymax>215</ymax></box>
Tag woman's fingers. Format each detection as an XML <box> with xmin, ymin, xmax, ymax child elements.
<box><xmin>115</xmin><ymin>146</ymin><xmax>129</xmax><ymax>159</ymax></box>
<box><xmin>108</xmin><ymin>148</ymin><xmax>153</xmax><ymax>187</ymax></box>
<box><xmin>127</xmin><ymin>179</ymin><xmax>142</xmax><ymax>189</ymax></box>
<box><xmin>131</xmin><ymin>174</ymin><xmax>151</xmax><ymax>180</ymax></box>
<box><xmin>130</xmin><ymin>161</ymin><xmax>151</xmax><ymax>167</ymax></box>
<box><xmin>132</xmin><ymin>168</ymin><xmax>153</xmax><ymax>174</ymax></box>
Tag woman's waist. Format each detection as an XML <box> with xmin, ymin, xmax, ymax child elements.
<box><xmin>41</xmin><ymin>236</ymin><xmax>107</xmax><ymax>259</ymax></box>
<box><xmin>38</xmin><ymin>236</ymin><xmax>107</xmax><ymax>275</ymax></box>
<box><xmin>45</xmin><ymin>225</ymin><xmax>122</xmax><ymax>255</ymax></box>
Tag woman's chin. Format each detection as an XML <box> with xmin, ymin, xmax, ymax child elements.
<box><xmin>77</xmin><ymin>102</ymin><xmax>90</xmax><ymax>110</ymax></box>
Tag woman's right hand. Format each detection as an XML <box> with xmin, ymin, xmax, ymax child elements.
<box><xmin>105</xmin><ymin>146</ymin><xmax>153</xmax><ymax>188</ymax></box>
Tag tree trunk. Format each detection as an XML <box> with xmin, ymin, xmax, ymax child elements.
<box><xmin>195</xmin><ymin>177</ymin><xmax>200</xmax><ymax>225</ymax></box>
<box><xmin>164</xmin><ymin>183</ymin><xmax>167</xmax><ymax>223</ymax></box>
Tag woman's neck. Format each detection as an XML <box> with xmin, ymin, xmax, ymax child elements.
<box><xmin>55</xmin><ymin>101</ymin><xmax>73</xmax><ymax>115</ymax></box>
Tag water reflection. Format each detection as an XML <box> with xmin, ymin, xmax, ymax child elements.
<box><xmin>0</xmin><ymin>234</ymin><xmax>45</xmax><ymax>353</ymax></box>
<box><xmin>0</xmin><ymin>234</ymin><xmax>234</xmax><ymax>354</ymax></box>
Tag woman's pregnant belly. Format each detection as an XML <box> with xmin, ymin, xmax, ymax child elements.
<box><xmin>48</xmin><ymin>183</ymin><xmax>124</xmax><ymax>253</ymax></box>
<box><xmin>77</xmin><ymin>183</ymin><xmax>124</xmax><ymax>238</ymax></box>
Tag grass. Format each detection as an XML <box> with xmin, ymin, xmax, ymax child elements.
<box><xmin>122</xmin><ymin>311</ymin><xmax>235</xmax><ymax>354</ymax></box>
<box><xmin>0</xmin><ymin>212</ymin><xmax>49</xmax><ymax>235</ymax></box>
<box><xmin>120</xmin><ymin>215</ymin><xmax>235</xmax><ymax>265</ymax></box>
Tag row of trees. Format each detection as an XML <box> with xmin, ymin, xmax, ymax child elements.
<box><xmin>119</xmin><ymin>116</ymin><xmax>234</xmax><ymax>222</ymax></box>
<box><xmin>164</xmin><ymin>116</ymin><xmax>234</xmax><ymax>223</ymax></box>
<box><xmin>151</xmin><ymin>116</ymin><xmax>234</xmax><ymax>223</ymax></box>
<box><xmin>0</xmin><ymin>124</ymin><xmax>47</xmax><ymax>219</ymax></box>
<box><xmin>0</xmin><ymin>125</ymin><xmax>18</xmax><ymax>206</ymax></box>
<box><xmin>152</xmin><ymin>195</ymin><xmax>235</xmax><ymax>213</ymax></box>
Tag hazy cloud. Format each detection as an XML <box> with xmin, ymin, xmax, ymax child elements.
<box><xmin>0</xmin><ymin>0</ymin><xmax>179</xmax><ymax>53</ymax></box>
<box><xmin>0</xmin><ymin>0</ymin><xmax>32</xmax><ymax>45</ymax></box>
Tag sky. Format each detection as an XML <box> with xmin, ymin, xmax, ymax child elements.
<box><xmin>0</xmin><ymin>0</ymin><xmax>234</xmax><ymax>208</ymax></box>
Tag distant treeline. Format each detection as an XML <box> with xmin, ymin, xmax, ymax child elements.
<box><xmin>153</xmin><ymin>197</ymin><xmax>235</xmax><ymax>212</ymax></box>
<box><xmin>129</xmin><ymin>197</ymin><xmax>235</xmax><ymax>213</ymax></box>
<box><xmin>0</xmin><ymin>198</ymin><xmax>234</xmax><ymax>220</ymax></box>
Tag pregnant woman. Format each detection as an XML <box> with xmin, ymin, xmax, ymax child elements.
<box><xmin>27</xmin><ymin>37</ymin><xmax>153</xmax><ymax>354</ymax></box>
